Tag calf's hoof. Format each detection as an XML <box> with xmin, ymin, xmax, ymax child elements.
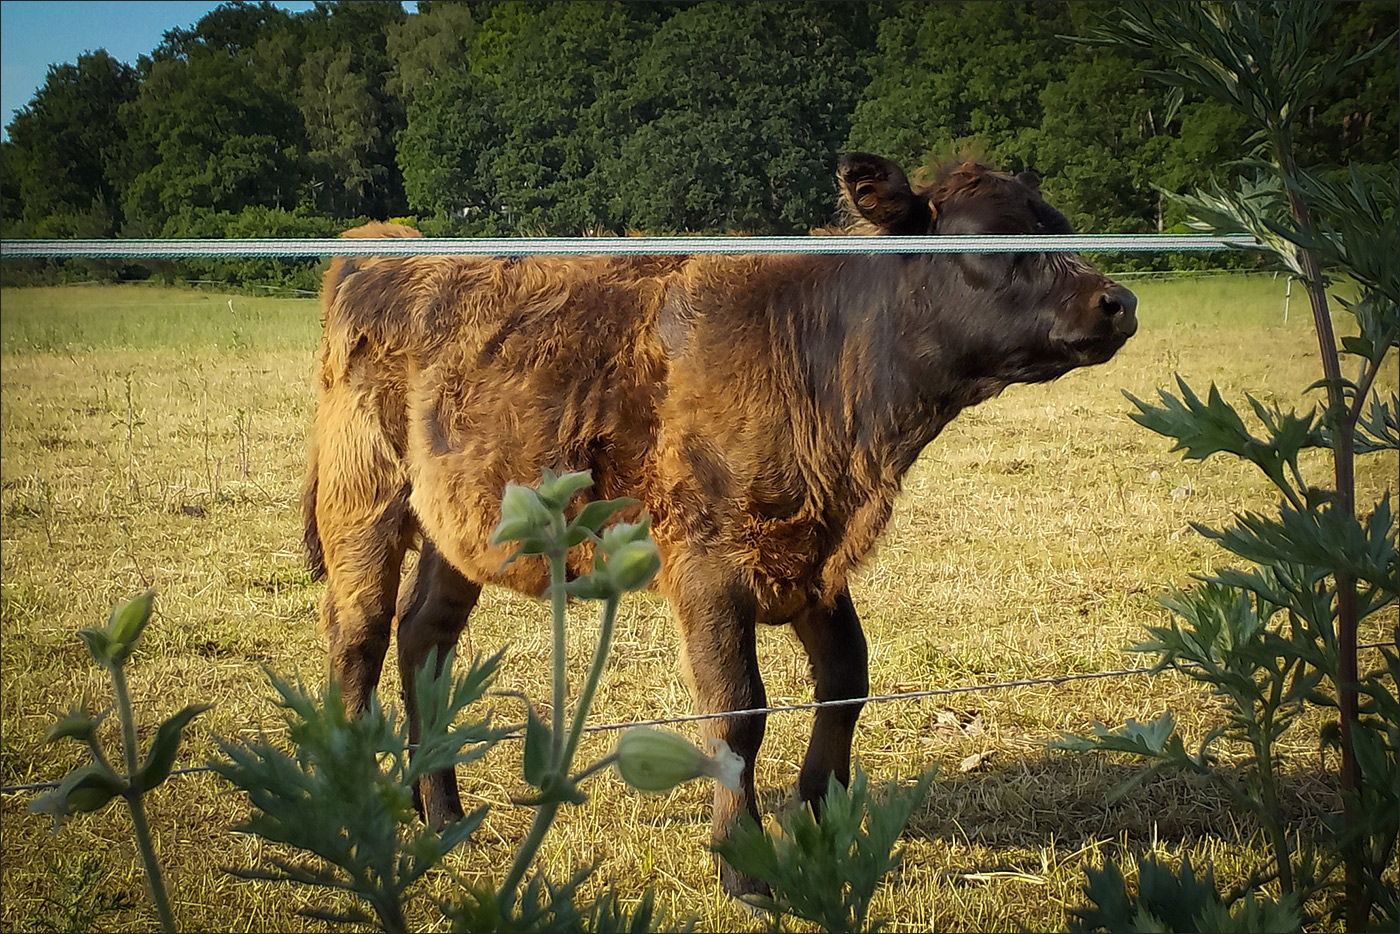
<box><xmin>413</xmin><ymin>773</ymin><xmax>465</xmax><ymax>831</ymax></box>
<box><xmin>721</xmin><ymin>863</ymin><xmax>772</xmax><ymax>913</ymax></box>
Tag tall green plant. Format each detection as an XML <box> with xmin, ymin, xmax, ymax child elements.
<box><xmin>214</xmin><ymin>468</ymin><xmax>686</xmax><ymax>931</ymax></box>
<box><xmin>1067</xmin><ymin>3</ymin><xmax>1398</xmax><ymax>928</ymax></box>
<box><xmin>713</xmin><ymin>764</ymin><xmax>934</xmax><ymax>933</ymax></box>
<box><xmin>212</xmin><ymin>652</ymin><xmax>503</xmax><ymax>932</ymax></box>
<box><xmin>31</xmin><ymin>591</ymin><xmax>210</xmax><ymax>933</ymax></box>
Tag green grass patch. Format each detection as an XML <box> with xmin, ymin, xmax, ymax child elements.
<box><xmin>1</xmin><ymin>284</ymin><xmax>321</xmax><ymax>355</ymax></box>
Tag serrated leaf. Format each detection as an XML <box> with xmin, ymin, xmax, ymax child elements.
<box><xmin>712</xmin><ymin>762</ymin><xmax>931</xmax><ymax>933</ymax></box>
<box><xmin>1356</xmin><ymin>394</ymin><xmax>1399</xmax><ymax>453</ymax></box>
<box><xmin>1126</xmin><ymin>378</ymin><xmax>1256</xmax><ymax>464</ymax></box>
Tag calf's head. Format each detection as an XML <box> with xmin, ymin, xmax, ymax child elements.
<box><xmin>839</xmin><ymin>153</ymin><xmax>1137</xmax><ymax>382</ymax></box>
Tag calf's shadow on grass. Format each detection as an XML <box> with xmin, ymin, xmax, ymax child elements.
<box><xmin>901</xmin><ymin>748</ymin><xmax>1340</xmax><ymax>862</ymax></box>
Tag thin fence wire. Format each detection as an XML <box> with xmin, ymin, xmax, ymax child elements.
<box><xmin>0</xmin><ymin>663</ymin><xmax>1160</xmax><ymax>795</ymax></box>
<box><xmin>6</xmin><ymin>642</ymin><xmax>1394</xmax><ymax>796</ymax></box>
<box><xmin>0</xmin><ymin>234</ymin><xmax>1262</xmax><ymax>259</ymax></box>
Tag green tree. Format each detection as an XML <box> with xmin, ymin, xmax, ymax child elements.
<box><xmin>150</xmin><ymin>0</ymin><xmax>295</xmax><ymax>60</ymax></box>
<box><xmin>384</xmin><ymin>0</ymin><xmax>479</xmax><ymax>106</ymax></box>
<box><xmin>295</xmin><ymin>0</ymin><xmax>408</xmax><ymax>218</ymax></box>
<box><xmin>297</xmin><ymin>43</ymin><xmax>393</xmax><ymax>216</ymax></box>
<box><xmin>847</xmin><ymin>2</ymin><xmax>1074</xmax><ymax>178</ymax></box>
<box><xmin>1292</xmin><ymin>1</ymin><xmax>1399</xmax><ymax>170</ymax></box>
<box><xmin>1030</xmin><ymin>48</ymin><xmax>1176</xmax><ymax>235</ymax></box>
<box><xmin>118</xmin><ymin>46</ymin><xmax>305</xmax><ymax>235</ymax></box>
<box><xmin>467</xmin><ymin>1</ymin><xmax>655</xmax><ymax>233</ymax></box>
<box><xmin>1</xmin><ymin>50</ymin><xmax>138</xmax><ymax>238</ymax></box>
<box><xmin>613</xmin><ymin>1</ymin><xmax>875</xmax><ymax>234</ymax></box>
<box><xmin>397</xmin><ymin>70</ymin><xmax>505</xmax><ymax>230</ymax></box>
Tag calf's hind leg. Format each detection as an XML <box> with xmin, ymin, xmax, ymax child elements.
<box><xmin>791</xmin><ymin>588</ymin><xmax>868</xmax><ymax>808</ymax></box>
<box><xmin>319</xmin><ymin>502</ymin><xmax>412</xmax><ymax>717</ymax></box>
<box><xmin>395</xmin><ymin>538</ymin><xmax>482</xmax><ymax>828</ymax></box>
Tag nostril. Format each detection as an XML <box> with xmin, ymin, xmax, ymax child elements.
<box><xmin>1099</xmin><ymin>286</ymin><xmax>1137</xmax><ymax>319</ymax></box>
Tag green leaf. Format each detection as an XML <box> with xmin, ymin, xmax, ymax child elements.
<box><xmin>712</xmin><ymin>762</ymin><xmax>934</xmax><ymax>933</ymax></box>
<box><xmin>1068</xmin><ymin>853</ymin><xmax>1301</xmax><ymax>933</ymax></box>
<box><xmin>1126</xmin><ymin>378</ymin><xmax>1254</xmax><ymax>463</ymax></box>
<box><xmin>44</xmin><ymin>705</ymin><xmax>105</xmax><ymax>745</ymax></box>
<box><xmin>407</xmin><ymin>647</ymin><xmax>505</xmax><ymax>784</ymax></box>
<box><xmin>522</xmin><ymin>708</ymin><xmax>552</xmax><ymax>788</ymax></box>
<box><xmin>1355</xmin><ymin>394</ymin><xmax>1399</xmax><ymax>454</ymax></box>
<box><xmin>75</xmin><ymin>627</ymin><xmax>114</xmax><ymax>665</ymax></box>
<box><xmin>563</xmin><ymin>574</ymin><xmax>619</xmax><ymax>601</ymax></box>
<box><xmin>569</xmin><ymin>497</ymin><xmax>639</xmax><ymax>536</ymax></box>
<box><xmin>137</xmin><ymin>703</ymin><xmax>213</xmax><ymax>792</ymax></box>
<box><xmin>1202</xmin><ymin>496</ymin><xmax>1397</xmax><ymax>593</ymax></box>
<box><xmin>30</xmin><ymin>763</ymin><xmax>126</xmax><ymax>830</ymax></box>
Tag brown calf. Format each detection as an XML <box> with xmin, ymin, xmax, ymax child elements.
<box><xmin>303</xmin><ymin>154</ymin><xmax>1138</xmax><ymax>898</ymax></box>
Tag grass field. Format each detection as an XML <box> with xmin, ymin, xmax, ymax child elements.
<box><xmin>1</xmin><ymin>276</ymin><xmax>1395</xmax><ymax>932</ymax></box>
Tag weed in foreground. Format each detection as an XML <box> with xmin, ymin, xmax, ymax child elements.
<box><xmin>1065</xmin><ymin>4</ymin><xmax>1399</xmax><ymax>930</ymax></box>
<box><xmin>29</xmin><ymin>591</ymin><xmax>210</xmax><ymax>933</ymax></box>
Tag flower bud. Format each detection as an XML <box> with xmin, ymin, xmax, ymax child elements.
<box><xmin>536</xmin><ymin>468</ymin><xmax>594</xmax><ymax>511</ymax></box>
<box><xmin>606</xmin><ymin>540</ymin><xmax>661</xmax><ymax>592</ymax></box>
<box><xmin>600</xmin><ymin>517</ymin><xmax>652</xmax><ymax>552</ymax></box>
<box><xmin>492</xmin><ymin>482</ymin><xmax>553</xmax><ymax>545</ymax></box>
<box><xmin>615</xmin><ymin>727</ymin><xmax>742</xmax><ymax>793</ymax></box>
<box><xmin>107</xmin><ymin>590</ymin><xmax>155</xmax><ymax>651</ymax></box>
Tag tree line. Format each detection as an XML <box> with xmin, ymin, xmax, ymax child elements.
<box><xmin>1</xmin><ymin>0</ymin><xmax>1395</xmax><ymax>288</ymax></box>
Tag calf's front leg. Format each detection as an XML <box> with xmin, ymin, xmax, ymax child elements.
<box><xmin>667</xmin><ymin>554</ymin><xmax>769</xmax><ymax>900</ymax></box>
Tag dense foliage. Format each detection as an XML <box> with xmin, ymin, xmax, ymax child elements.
<box><xmin>1</xmin><ymin>1</ymin><xmax>1395</xmax><ymax>285</ymax></box>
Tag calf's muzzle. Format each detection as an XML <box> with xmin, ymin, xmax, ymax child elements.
<box><xmin>1098</xmin><ymin>283</ymin><xmax>1139</xmax><ymax>338</ymax></box>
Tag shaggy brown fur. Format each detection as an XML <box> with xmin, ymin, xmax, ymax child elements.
<box><xmin>303</xmin><ymin>153</ymin><xmax>1138</xmax><ymax>899</ymax></box>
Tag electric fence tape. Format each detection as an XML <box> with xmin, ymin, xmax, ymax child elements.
<box><xmin>0</xmin><ymin>234</ymin><xmax>1262</xmax><ymax>259</ymax></box>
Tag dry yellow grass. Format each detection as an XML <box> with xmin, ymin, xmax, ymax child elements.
<box><xmin>1</xmin><ymin>277</ymin><xmax>1395</xmax><ymax>932</ymax></box>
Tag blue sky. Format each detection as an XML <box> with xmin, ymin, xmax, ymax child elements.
<box><xmin>0</xmin><ymin>1</ymin><xmax>324</xmax><ymax>140</ymax></box>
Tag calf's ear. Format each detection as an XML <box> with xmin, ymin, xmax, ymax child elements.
<box><xmin>838</xmin><ymin>153</ymin><xmax>930</xmax><ymax>234</ymax></box>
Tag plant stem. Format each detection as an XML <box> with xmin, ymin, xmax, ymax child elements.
<box><xmin>494</xmin><ymin>538</ymin><xmax>575</xmax><ymax>918</ymax></box>
<box><xmin>549</xmin><ymin>544</ymin><xmax>568</xmax><ymax>769</ymax></box>
<box><xmin>368</xmin><ymin>888</ymin><xmax>409</xmax><ymax>934</ymax></box>
<box><xmin>109</xmin><ymin>663</ymin><xmax>178</xmax><ymax>933</ymax></box>
<box><xmin>1276</xmin><ymin>140</ymin><xmax>1366</xmax><ymax>927</ymax></box>
<box><xmin>497</xmin><ymin>802</ymin><xmax>560</xmax><ymax>916</ymax></box>
<box><xmin>1257</xmin><ymin>668</ymin><xmax>1294</xmax><ymax>896</ymax></box>
<box><xmin>562</xmin><ymin>597</ymin><xmax>620</xmax><ymax>767</ymax></box>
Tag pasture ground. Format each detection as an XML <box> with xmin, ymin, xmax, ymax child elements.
<box><xmin>1</xmin><ymin>276</ymin><xmax>1395</xmax><ymax>932</ymax></box>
